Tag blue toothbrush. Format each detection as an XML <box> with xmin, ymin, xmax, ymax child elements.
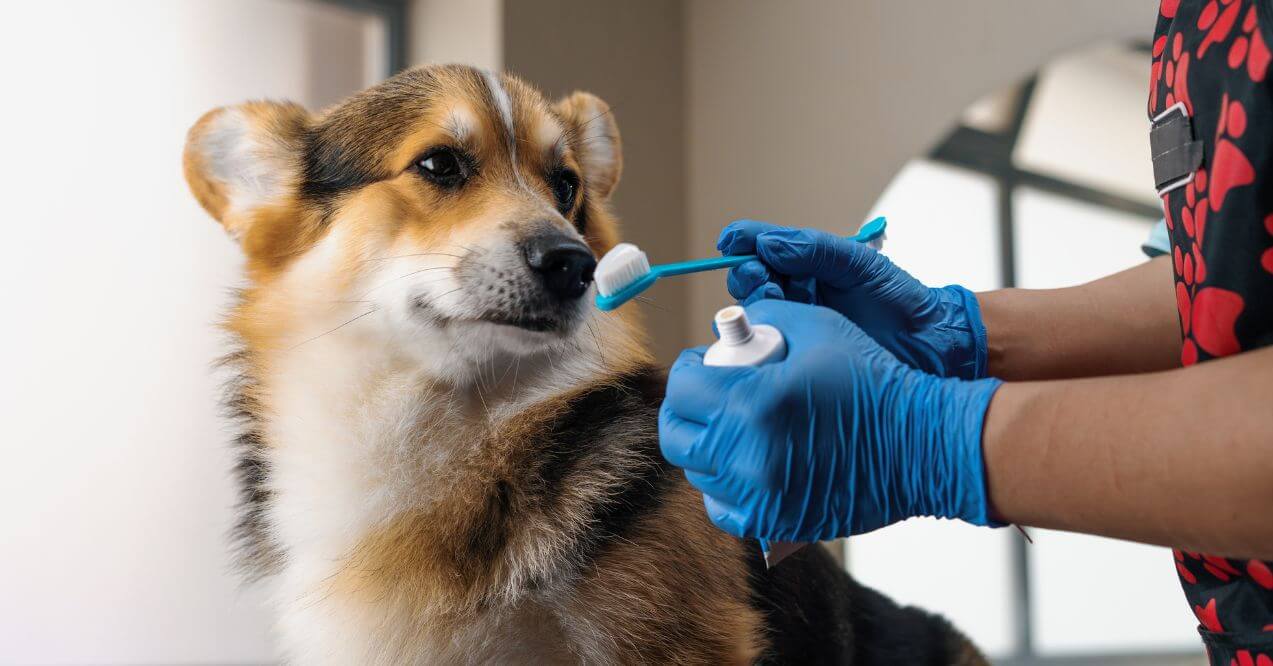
<box><xmin>593</xmin><ymin>217</ymin><xmax>887</xmax><ymax>311</ymax></box>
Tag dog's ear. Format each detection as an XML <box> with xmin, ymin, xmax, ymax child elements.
<box><xmin>183</xmin><ymin>101</ymin><xmax>311</xmax><ymax>241</ymax></box>
<box><xmin>555</xmin><ymin>92</ymin><xmax>622</xmax><ymax>201</ymax></box>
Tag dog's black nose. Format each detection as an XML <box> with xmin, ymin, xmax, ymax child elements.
<box><xmin>523</xmin><ymin>234</ymin><xmax>596</xmax><ymax>300</ymax></box>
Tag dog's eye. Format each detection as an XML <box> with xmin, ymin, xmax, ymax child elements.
<box><xmin>551</xmin><ymin>169</ymin><xmax>579</xmax><ymax>211</ymax></box>
<box><xmin>415</xmin><ymin>148</ymin><xmax>468</xmax><ymax>187</ymax></box>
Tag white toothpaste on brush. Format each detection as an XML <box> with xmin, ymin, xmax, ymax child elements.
<box><xmin>703</xmin><ymin>306</ymin><xmax>805</xmax><ymax>568</ymax></box>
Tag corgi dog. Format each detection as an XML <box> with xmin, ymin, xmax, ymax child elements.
<box><xmin>183</xmin><ymin>64</ymin><xmax>985</xmax><ymax>664</ymax></box>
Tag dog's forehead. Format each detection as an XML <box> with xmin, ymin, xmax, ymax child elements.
<box><xmin>499</xmin><ymin>73</ymin><xmax>567</xmax><ymax>156</ymax></box>
<box><xmin>434</xmin><ymin>70</ymin><xmax>566</xmax><ymax>158</ymax></box>
<box><xmin>304</xmin><ymin>66</ymin><xmax>566</xmax><ymax>198</ymax></box>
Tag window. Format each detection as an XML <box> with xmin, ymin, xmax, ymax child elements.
<box><xmin>855</xmin><ymin>42</ymin><xmax>1203</xmax><ymax>664</ymax></box>
<box><xmin>855</xmin><ymin>162</ymin><xmax>1015</xmax><ymax>656</ymax></box>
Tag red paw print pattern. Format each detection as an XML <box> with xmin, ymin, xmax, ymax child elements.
<box><xmin>1263</xmin><ymin>214</ymin><xmax>1273</xmax><ymax>274</ymax></box>
<box><xmin>1153</xmin><ymin>30</ymin><xmax>1195</xmax><ymax>115</ymax></box>
<box><xmin>1198</xmin><ymin>0</ymin><xmax>1243</xmax><ymax>59</ymax></box>
<box><xmin>1227</xmin><ymin>4</ymin><xmax>1272</xmax><ymax>81</ymax></box>
<box><xmin>1152</xmin><ymin>35</ymin><xmax>1168</xmax><ymax>113</ymax></box>
<box><xmin>1230</xmin><ymin>651</ymin><xmax>1273</xmax><ymax>666</ymax></box>
<box><xmin>1196</xmin><ymin>597</ymin><xmax>1226</xmax><ymax>633</ymax></box>
<box><xmin>1175</xmin><ymin>549</ymin><xmax>1263</xmax><ymax>587</ymax></box>
<box><xmin>1176</xmin><ymin>548</ymin><xmax>1200</xmax><ymax>583</ymax></box>
<box><xmin>1177</xmin><ymin>550</ymin><xmax>1273</xmax><ymax>642</ymax></box>
<box><xmin>1169</xmin><ymin>92</ymin><xmax>1250</xmax><ymax>366</ymax></box>
<box><xmin>1157</xmin><ymin>0</ymin><xmax>1273</xmax><ymax>650</ymax></box>
<box><xmin>1250</xmin><ymin>559</ymin><xmax>1273</xmax><ymax>590</ymax></box>
<box><xmin>1178</xmin><ymin>280</ymin><xmax>1245</xmax><ymax>364</ymax></box>
<box><xmin>1211</xmin><ymin>93</ymin><xmax>1256</xmax><ymax>212</ymax></box>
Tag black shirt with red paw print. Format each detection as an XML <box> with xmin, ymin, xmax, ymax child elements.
<box><xmin>1150</xmin><ymin>0</ymin><xmax>1273</xmax><ymax>663</ymax></box>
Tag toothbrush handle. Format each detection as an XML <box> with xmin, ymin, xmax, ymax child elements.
<box><xmin>654</xmin><ymin>216</ymin><xmax>887</xmax><ymax>280</ymax></box>
<box><xmin>654</xmin><ymin>254</ymin><xmax>754</xmax><ymax>277</ymax></box>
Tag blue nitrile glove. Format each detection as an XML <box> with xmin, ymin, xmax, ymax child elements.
<box><xmin>659</xmin><ymin>299</ymin><xmax>1003</xmax><ymax>541</ymax></box>
<box><xmin>718</xmin><ymin>220</ymin><xmax>990</xmax><ymax>380</ymax></box>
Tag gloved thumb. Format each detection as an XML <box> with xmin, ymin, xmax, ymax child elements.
<box><xmin>665</xmin><ymin>345</ymin><xmax>756</xmax><ymax>424</ymax></box>
<box><xmin>742</xmin><ymin>298</ymin><xmax>859</xmax><ymax>348</ymax></box>
<box><xmin>702</xmin><ymin>493</ymin><xmax>751</xmax><ymax>538</ymax></box>
<box><xmin>744</xmin><ymin>298</ymin><xmax>906</xmax><ymax>372</ymax></box>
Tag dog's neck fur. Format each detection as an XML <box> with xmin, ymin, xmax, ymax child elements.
<box><xmin>256</xmin><ymin>312</ymin><xmax>591</xmax><ymax>546</ymax></box>
<box><xmin>233</xmin><ymin>297</ymin><xmax>647</xmax><ymax>662</ymax></box>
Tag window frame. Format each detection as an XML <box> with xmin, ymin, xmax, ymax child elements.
<box><xmin>314</xmin><ymin>0</ymin><xmax>409</xmax><ymax>74</ymax></box>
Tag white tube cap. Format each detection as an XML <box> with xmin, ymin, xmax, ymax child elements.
<box><xmin>714</xmin><ymin>305</ymin><xmax>754</xmax><ymax>345</ymax></box>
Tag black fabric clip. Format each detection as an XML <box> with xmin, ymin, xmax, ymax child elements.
<box><xmin>1151</xmin><ymin>102</ymin><xmax>1204</xmax><ymax>195</ymax></box>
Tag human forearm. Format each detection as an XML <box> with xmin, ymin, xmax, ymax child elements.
<box><xmin>978</xmin><ymin>256</ymin><xmax>1180</xmax><ymax>380</ymax></box>
<box><xmin>983</xmin><ymin>345</ymin><xmax>1273</xmax><ymax>559</ymax></box>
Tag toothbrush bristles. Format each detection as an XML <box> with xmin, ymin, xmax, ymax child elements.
<box><xmin>594</xmin><ymin>242</ymin><xmax>651</xmax><ymax>297</ymax></box>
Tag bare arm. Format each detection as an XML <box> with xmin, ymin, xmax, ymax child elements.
<box><xmin>983</xmin><ymin>344</ymin><xmax>1273</xmax><ymax>559</ymax></box>
<box><xmin>979</xmin><ymin>256</ymin><xmax>1181</xmax><ymax>380</ymax></box>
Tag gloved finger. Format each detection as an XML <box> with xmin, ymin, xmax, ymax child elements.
<box><xmin>726</xmin><ymin>260</ymin><xmax>771</xmax><ymax>300</ymax></box>
<box><xmin>665</xmin><ymin>347</ymin><xmax>756</xmax><ymax>424</ymax></box>
<box><xmin>753</xmin><ymin>226</ymin><xmax>877</xmax><ymax>287</ymax></box>
<box><xmin>739</xmin><ymin>282</ymin><xmax>785</xmax><ymax>306</ymax></box>
<box><xmin>683</xmin><ymin>462</ymin><xmax>749</xmax><ymax>503</ymax></box>
<box><xmin>669</xmin><ymin>345</ymin><xmax>708</xmax><ymax>371</ymax></box>
<box><xmin>701</xmin><ymin>493</ymin><xmax>751</xmax><ymax>538</ymax></box>
<box><xmin>658</xmin><ymin>404</ymin><xmax>716</xmax><ymax>475</ymax></box>
<box><xmin>717</xmin><ymin>219</ymin><xmax>791</xmax><ymax>255</ymax></box>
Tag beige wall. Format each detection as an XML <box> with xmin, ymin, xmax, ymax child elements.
<box><xmin>684</xmin><ymin>0</ymin><xmax>1158</xmax><ymax>345</ymax></box>
<box><xmin>408</xmin><ymin>0</ymin><xmax>502</xmax><ymax>70</ymax></box>
<box><xmin>503</xmin><ymin>0</ymin><xmax>687</xmax><ymax>363</ymax></box>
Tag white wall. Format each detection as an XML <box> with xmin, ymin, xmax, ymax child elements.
<box><xmin>0</xmin><ymin>1</ymin><xmax>377</xmax><ymax>662</ymax></box>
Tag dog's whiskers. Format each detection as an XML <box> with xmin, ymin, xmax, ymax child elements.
<box><xmin>409</xmin><ymin>288</ymin><xmax>464</xmax><ymax>318</ymax></box>
<box><xmin>586</xmin><ymin>320</ymin><xmax>606</xmax><ymax>370</ymax></box>
<box><xmin>443</xmin><ymin>242</ymin><xmax>480</xmax><ymax>254</ymax></box>
<box><xmin>544</xmin><ymin>347</ymin><xmax>559</xmax><ymax>378</ymax></box>
<box><xmin>475</xmin><ymin>365</ymin><xmax>492</xmax><ymax>422</ymax></box>
<box><xmin>290</xmin><ymin>307</ymin><xmax>378</xmax><ymax>350</ymax></box>
<box><xmin>357</xmin><ymin>251</ymin><xmax>466</xmax><ymax>264</ymax></box>
<box><xmin>357</xmin><ymin>266</ymin><xmax>453</xmax><ymax>299</ymax></box>
<box><xmin>633</xmin><ymin>296</ymin><xmax>666</xmax><ymax>312</ymax></box>
<box><xmin>512</xmin><ymin>354</ymin><xmax>522</xmax><ymax>394</ymax></box>
<box><xmin>561</xmin><ymin>105</ymin><xmax>618</xmax><ymax>144</ymax></box>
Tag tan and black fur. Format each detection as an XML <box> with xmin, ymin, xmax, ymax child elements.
<box><xmin>184</xmin><ymin>64</ymin><xmax>985</xmax><ymax>664</ymax></box>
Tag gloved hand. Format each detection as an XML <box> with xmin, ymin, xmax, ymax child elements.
<box><xmin>659</xmin><ymin>299</ymin><xmax>1003</xmax><ymax>541</ymax></box>
<box><xmin>718</xmin><ymin>220</ymin><xmax>990</xmax><ymax>380</ymax></box>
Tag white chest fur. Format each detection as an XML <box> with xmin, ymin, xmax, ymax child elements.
<box><xmin>256</xmin><ymin>325</ymin><xmax>603</xmax><ymax>663</ymax></box>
